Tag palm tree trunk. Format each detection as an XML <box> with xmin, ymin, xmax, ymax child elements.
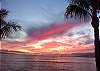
<box><xmin>91</xmin><ymin>10</ymin><xmax>100</xmax><ymax>71</ymax></box>
<box><xmin>94</xmin><ymin>27</ymin><xmax>100</xmax><ymax>71</ymax></box>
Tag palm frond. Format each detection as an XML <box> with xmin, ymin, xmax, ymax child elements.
<box><xmin>69</xmin><ymin>0</ymin><xmax>91</xmax><ymax>9</ymax></box>
<box><xmin>1</xmin><ymin>24</ymin><xmax>12</xmax><ymax>39</ymax></box>
<box><xmin>0</xmin><ymin>21</ymin><xmax>22</xmax><ymax>40</ymax></box>
<box><xmin>66</xmin><ymin>0</ymin><xmax>92</xmax><ymax>14</ymax></box>
<box><xmin>65</xmin><ymin>5</ymin><xmax>91</xmax><ymax>21</ymax></box>
<box><xmin>8</xmin><ymin>21</ymin><xmax>22</xmax><ymax>31</ymax></box>
<box><xmin>0</xmin><ymin>9</ymin><xmax>8</xmax><ymax>19</ymax></box>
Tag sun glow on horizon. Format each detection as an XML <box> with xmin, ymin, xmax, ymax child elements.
<box><xmin>16</xmin><ymin>49</ymin><xmax>31</xmax><ymax>53</ymax></box>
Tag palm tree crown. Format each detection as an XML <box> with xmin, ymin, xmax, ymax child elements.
<box><xmin>65</xmin><ymin>0</ymin><xmax>99</xmax><ymax>21</ymax></box>
<box><xmin>0</xmin><ymin>9</ymin><xmax>22</xmax><ymax>40</ymax></box>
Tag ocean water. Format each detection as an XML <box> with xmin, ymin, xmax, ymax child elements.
<box><xmin>0</xmin><ymin>53</ymin><xmax>96</xmax><ymax>71</ymax></box>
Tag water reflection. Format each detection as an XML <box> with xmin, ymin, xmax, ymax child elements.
<box><xmin>0</xmin><ymin>53</ymin><xmax>96</xmax><ymax>71</ymax></box>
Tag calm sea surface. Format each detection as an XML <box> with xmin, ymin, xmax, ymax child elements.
<box><xmin>0</xmin><ymin>53</ymin><xmax>96</xmax><ymax>71</ymax></box>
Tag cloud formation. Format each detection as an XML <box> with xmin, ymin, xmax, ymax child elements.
<box><xmin>1</xmin><ymin>22</ymin><xmax>95</xmax><ymax>54</ymax></box>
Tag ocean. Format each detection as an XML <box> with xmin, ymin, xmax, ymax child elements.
<box><xmin>0</xmin><ymin>53</ymin><xmax>96</xmax><ymax>71</ymax></box>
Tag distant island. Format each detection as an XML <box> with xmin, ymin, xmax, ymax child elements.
<box><xmin>70</xmin><ymin>52</ymin><xmax>95</xmax><ymax>58</ymax></box>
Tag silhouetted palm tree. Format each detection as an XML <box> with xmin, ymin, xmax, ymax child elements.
<box><xmin>0</xmin><ymin>9</ymin><xmax>22</xmax><ymax>40</ymax></box>
<box><xmin>65</xmin><ymin>0</ymin><xmax>100</xmax><ymax>71</ymax></box>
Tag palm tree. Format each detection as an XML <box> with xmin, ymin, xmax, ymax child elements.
<box><xmin>65</xmin><ymin>0</ymin><xmax>100</xmax><ymax>71</ymax></box>
<box><xmin>0</xmin><ymin>9</ymin><xmax>22</xmax><ymax>40</ymax></box>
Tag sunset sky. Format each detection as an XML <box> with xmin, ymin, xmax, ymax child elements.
<box><xmin>1</xmin><ymin>0</ymin><xmax>100</xmax><ymax>54</ymax></box>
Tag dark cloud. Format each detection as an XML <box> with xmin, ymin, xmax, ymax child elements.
<box><xmin>78</xmin><ymin>35</ymin><xmax>93</xmax><ymax>45</ymax></box>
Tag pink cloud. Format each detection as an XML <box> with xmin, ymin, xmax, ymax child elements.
<box><xmin>31</xmin><ymin>22</ymin><xmax>80</xmax><ymax>40</ymax></box>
